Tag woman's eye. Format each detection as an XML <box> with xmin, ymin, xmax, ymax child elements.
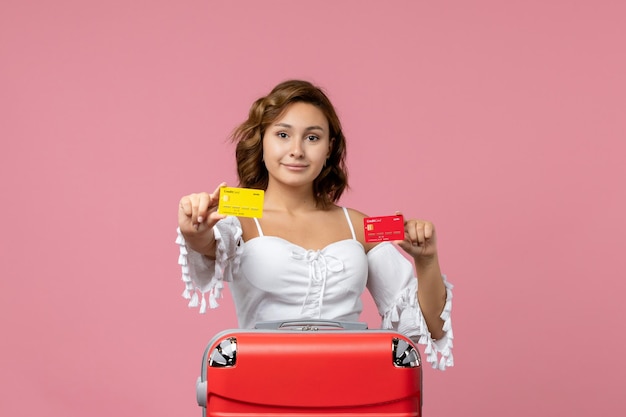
<box><xmin>306</xmin><ymin>135</ymin><xmax>319</xmax><ymax>142</ymax></box>
<box><xmin>277</xmin><ymin>132</ymin><xmax>288</xmax><ymax>139</ymax></box>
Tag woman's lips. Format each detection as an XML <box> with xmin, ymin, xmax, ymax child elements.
<box><xmin>282</xmin><ymin>163</ymin><xmax>308</xmax><ymax>170</ymax></box>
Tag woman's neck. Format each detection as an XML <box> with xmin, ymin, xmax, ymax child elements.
<box><xmin>263</xmin><ymin>182</ymin><xmax>319</xmax><ymax>213</ymax></box>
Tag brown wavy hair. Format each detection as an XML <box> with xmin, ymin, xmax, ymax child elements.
<box><xmin>231</xmin><ymin>80</ymin><xmax>348</xmax><ymax>209</ymax></box>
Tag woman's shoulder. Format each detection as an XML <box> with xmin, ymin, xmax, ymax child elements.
<box><xmin>342</xmin><ymin>206</ymin><xmax>368</xmax><ymax>219</ymax></box>
<box><xmin>341</xmin><ymin>207</ymin><xmax>380</xmax><ymax>252</ymax></box>
<box><xmin>340</xmin><ymin>206</ymin><xmax>371</xmax><ymax>225</ymax></box>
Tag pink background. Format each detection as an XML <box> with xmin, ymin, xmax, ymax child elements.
<box><xmin>2</xmin><ymin>1</ymin><xmax>625</xmax><ymax>416</ymax></box>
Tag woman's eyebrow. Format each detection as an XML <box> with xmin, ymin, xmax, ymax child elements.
<box><xmin>305</xmin><ymin>125</ymin><xmax>326</xmax><ymax>132</ymax></box>
<box><xmin>273</xmin><ymin>122</ymin><xmax>325</xmax><ymax>132</ymax></box>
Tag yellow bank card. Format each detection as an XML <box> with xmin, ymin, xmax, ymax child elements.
<box><xmin>218</xmin><ymin>187</ymin><xmax>264</xmax><ymax>218</ymax></box>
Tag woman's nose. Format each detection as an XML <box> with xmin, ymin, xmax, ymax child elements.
<box><xmin>289</xmin><ymin>139</ymin><xmax>304</xmax><ymax>157</ymax></box>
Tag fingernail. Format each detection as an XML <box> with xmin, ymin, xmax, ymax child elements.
<box><xmin>197</xmin><ymin>216</ymin><xmax>203</xmax><ymax>223</ymax></box>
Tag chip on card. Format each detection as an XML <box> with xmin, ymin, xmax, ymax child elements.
<box><xmin>218</xmin><ymin>187</ymin><xmax>264</xmax><ymax>218</ymax></box>
<box><xmin>364</xmin><ymin>215</ymin><xmax>405</xmax><ymax>243</ymax></box>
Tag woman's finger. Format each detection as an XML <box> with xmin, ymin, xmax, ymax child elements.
<box><xmin>424</xmin><ymin>221</ymin><xmax>434</xmax><ymax>241</ymax></box>
<box><xmin>179</xmin><ymin>197</ymin><xmax>192</xmax><ymax>217</ymax></box>
<box><xmin>196</xmin><ymin>192</ymin><xmax>211</xmax><ymax>223</ymax></box>
<box><xmin>210</xmin><ymin>182</ymin><xmax>227</xmax><ymax>208</ymax></box>
<box><xmin>418</xmin><ymin>221</ymin><xmax>429</xmax><ymax>246</ymax></box>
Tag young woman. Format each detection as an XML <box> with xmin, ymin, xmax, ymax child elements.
<box><xmin>176</xmin><ymin>80</ymin><xmax>453</xmax><ymax>369</ymax></box>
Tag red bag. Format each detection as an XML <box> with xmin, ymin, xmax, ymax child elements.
<box><xmin>196</xmin><ymin>320</ymin><xmax>423</xmax><ymax>416</ymax></box>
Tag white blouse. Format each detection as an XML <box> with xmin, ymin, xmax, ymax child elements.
<box><xmin>176</xmin><ymin>210</ymin><xmax>454</xmax><ymax>370</ymax></box>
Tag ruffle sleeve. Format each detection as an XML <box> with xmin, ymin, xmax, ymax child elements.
<box><xmin>366</xmin><ymin>242</ymin><xmax>454</xmax><ymax>370</ymax></box>
<box><xmin>175</xmin><ymin>216</ymin><xmax>243</xmax><ymax>313</ymax></box>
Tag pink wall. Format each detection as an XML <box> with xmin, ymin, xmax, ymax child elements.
<box><xmin>2</xmin><ymin>1</ymin><xmax>625</xmax><ymax>416</ymax></box>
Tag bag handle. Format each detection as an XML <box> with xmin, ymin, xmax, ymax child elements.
<box><xmin>254</xmin><ymin>319</ymin><xmax>368</xmax><ymax>331</ymax></box>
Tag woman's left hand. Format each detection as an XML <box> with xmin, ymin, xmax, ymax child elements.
<box><xmin>395</xmin><ymin>216</ymin><xmax>439</xmax><ymax>262</ymax></box>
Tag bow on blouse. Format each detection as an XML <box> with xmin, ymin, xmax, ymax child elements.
<box><xmin>290</xmin><ymin>249</ymin><xmax>344</xmax><ymax>318</ymax></box>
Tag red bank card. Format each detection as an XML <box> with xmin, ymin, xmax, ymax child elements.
<box><xmin>363</xmin><ymin>215</ymin><xmax>405</xmax><ymax>243</ymax></box>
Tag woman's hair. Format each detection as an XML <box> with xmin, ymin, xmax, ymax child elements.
<box><xmin>231</xmin><ymin>79</ymin><xmax>348</xmax><ymax>209</ymax></box>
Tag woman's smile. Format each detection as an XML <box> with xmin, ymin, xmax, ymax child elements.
<box><xmin>281</xmin><ymin>163</ymin><xmax>309</xmax><ymax>171</ymax></box>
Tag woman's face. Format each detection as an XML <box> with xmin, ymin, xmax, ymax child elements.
<box><xmin>262</xmin><ymin>102</ymin><xmax>332</xmax><ymax>190</ymax></box>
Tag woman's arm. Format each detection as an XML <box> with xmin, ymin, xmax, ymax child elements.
<box><xmin>397</xmin><ymin>218</ymin><xmax>447</xmax><ymax>340</ymax></box>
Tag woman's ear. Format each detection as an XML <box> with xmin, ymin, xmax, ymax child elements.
<box><xmin>328</xmin><ymin>137</ymin><xmax>335</xmax><ymax>158</ymax></box>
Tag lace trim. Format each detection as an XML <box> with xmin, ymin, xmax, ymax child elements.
<box><xmin>176</xmin><ymin>225</ymin><xmax>242</xmax><ymax>313</ymax></box>
<box><xmin>381</xmin><ymin>274</ymin><xmax>454</xmax><ymax>371</ymax></box>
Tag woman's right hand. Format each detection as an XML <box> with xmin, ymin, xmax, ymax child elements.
<box><xmin>178</xmin><ymin>182</ymin><xmax>227</xmax><ymax>256</ymax></box>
